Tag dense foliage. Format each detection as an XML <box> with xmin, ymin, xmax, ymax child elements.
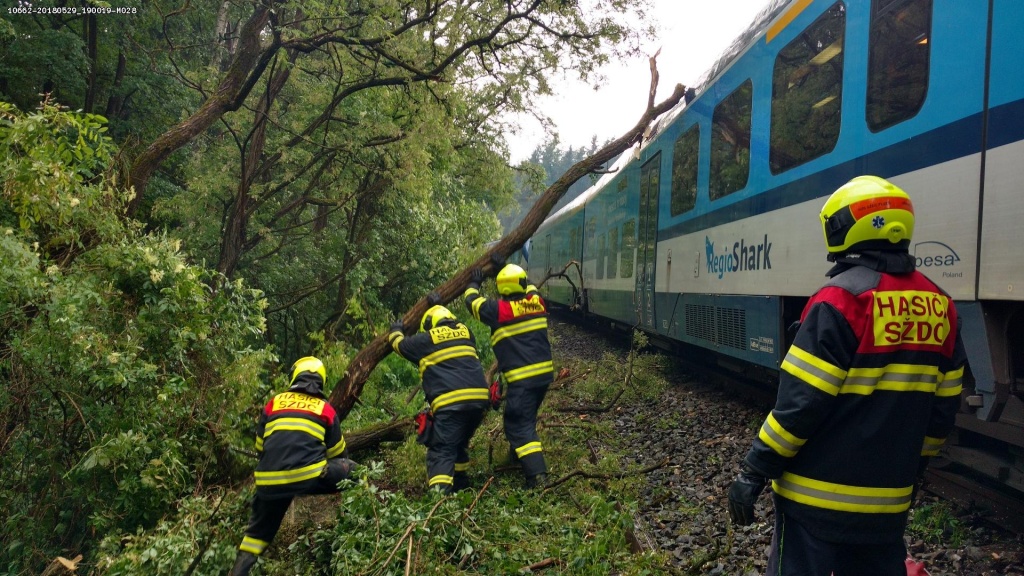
<box><xmin>0</xmin><ymin>0</ymin><xmax>654</xmax><ymax>361</ymax></box>
<box><xmin>0</xmin><ymin>101</ymin><xmax>274</xmax><ymax>573</ymax></box>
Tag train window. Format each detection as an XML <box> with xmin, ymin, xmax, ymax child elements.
<box><xmin>543</xmin><ymin>234</ymin><xmax>551</xmax><ymax>275</ymax></box>
<box><xmin>770</xmin><ymin>2</ymin><xmax>845</xmax><ymax>174</ymax></box>
<box><xmin>671</xmin><ymin>126</ymin><xmax>700</xmax><ymax>216</ymax></box>
<box><xmin>710</xmin><ymin>79</ymin><xmax>752</xmax><ymax>200</ymax></box>
<box><xmin>867</xmin><ymin>0</ymin><xmax>931</xmax><ymax>131</ymax></box>
<box><xmin>557</xmin><ymin>236</ymin><xmax>567</xmax><ymax>268</ymax></box>
<box><xmin>596</xmin><ymin>233</ymin><xmax>606</xmax><ymax>280</ymax></box>
<box><xmin>621</xmin><ymin>219</ymin><xmax>635</xmax><ymax>279</ymax></box>
<box><xmin>608</xmin><ymin>227</ymin><xmax>619</xmax><ymax>279</ymax></box>
<box><xmin>569</xmin><ymin>227</ymin><xmax>578</xmax><ymax>263</ymax></box>
<box><xmin>585</xmin><ymin>217</ymin><xmax>596</xmax><ymax>260</ymax></box>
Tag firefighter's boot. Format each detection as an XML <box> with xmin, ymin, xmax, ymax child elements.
<box><xmin>229</xmin><ymin>551</ymin><xmax>258</xmax><ymax>576</ymax></box>
<box><xmin>525</xmin><ymin>473</ymin><xmax>548</xmax><ymax>489</ymax></box>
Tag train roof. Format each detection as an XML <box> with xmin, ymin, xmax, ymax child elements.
<box><xmin>540</xmin><ymin>147</ymin><xmax>634</xmax><ymax>226</ymax></box>
<box><xmin>642</xmin><ymin>0</ymin><xmax>790</xmax><ymax>144</ymax></box>
<box><xmin>537</xmin><ymin>0</ymin><xmax>792</xmax><ymax>231</ymax></box>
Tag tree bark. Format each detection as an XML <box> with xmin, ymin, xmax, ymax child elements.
<box><xmin>83</xmin><ymin>14</ymin><xmax>98</xmax><ymax>113</ymax></box>
<box><xmin>217</xmin><ymin>47</ymin><xmax>297</xmax><ymax>277</ymax></box>
<box><xmin>346</xmin><ymin>419</ymin><xmax>415</xmax><ymax>453</ymax></box>
<box><xmin>104</xmin><ymin>52</ymin><xmax>127</xmax><ymax>119</ymax></box>
<box><xmin>126</xmin><ymin>3</ymin><xmax>274</xmax><ymax>216</ymax></box>
<box><xmin>328</xmin><ymin>65</ymin><xmax>687</xmax><ymax>419</ymax></box>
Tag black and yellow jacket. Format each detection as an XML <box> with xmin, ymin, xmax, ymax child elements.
<box><xmin>254</xmin><ymin>380</ymin><xmax>347</xmax><ymax>498</ymax></box>
<box><xmin>463</xmin><ymin>286</ymin><xmax>553</xmax><ymax>388</ymax></box>
<box><xmin>388</xmin><ymin>319</ymin><xmax>490</xmax><ymax>411</ymax></box>
<box><xmin>744</xmin><ymin>256</ymin><xmax>966</xmax><ymax>543</ymax></box>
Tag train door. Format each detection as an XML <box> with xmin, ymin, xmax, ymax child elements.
<box><xmin>636</xmin><ymin>153</ymin><xmax>661</xmax><ymax>330</ymax></box>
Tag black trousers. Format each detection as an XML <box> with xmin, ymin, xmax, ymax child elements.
<box><xmin>239</xmin><ymin>458</ymin><xmax>353</xmax><ymax>556</ymax></box>
<box><xmin>426</xmin><ymin>404</ymin><xmax>486</xmax><ymax>491</ymax></box>
<box><xmin>503</xmin><ymin>383</ymin><xmax>549</xmax><ymax>478</ymax></box>
<box><xmin>767</xmin><ymin>509</ymin><xmax>908</xmax><ymax>576</ymax></box>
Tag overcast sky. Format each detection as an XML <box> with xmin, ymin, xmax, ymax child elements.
<box><xmin>506</xmin><ymin>0</ymin><xmax>771</xmax><ymax>162</ymax></box>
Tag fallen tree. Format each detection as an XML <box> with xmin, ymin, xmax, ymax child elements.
<box><xmin>329</xmin><ymin>58</ymin><xmax>687</xmax><ymax>419</ymax></box>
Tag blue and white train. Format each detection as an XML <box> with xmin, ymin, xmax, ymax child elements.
<box><xmin>526</xmin><ymin>0</ymin><xmax>1024</xmax><ymax>492</ymax></box>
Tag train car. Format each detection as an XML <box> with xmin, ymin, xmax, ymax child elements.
<box><xmin>527</xmin><ymin>0</ymin><xmax>1024</xmax><ymax>493</ymax></box>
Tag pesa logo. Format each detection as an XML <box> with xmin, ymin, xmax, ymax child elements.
<box><xmin>913</xmin><ymin>241</ymin><xmax>960</xmax><ymax>268</ymax></box>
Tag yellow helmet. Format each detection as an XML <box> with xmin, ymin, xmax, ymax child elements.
<box><xmin>420</xmin><ymin>305</ymin><xmax>457</xmax><ymax>332</ymax></box>
<box><xmin>289</xmin><ymin>356</ymin><xmax>326</xmax><ymax>387</ymax></box>
<box><xmin>496</xmin><ymin>264</ymin><xmax>528</xmax><ymax>296</ymax></box>
<box><xmin>820</xmin><ymin>175</ymin><xmax>914</xmax><ymax>254</ymax></box>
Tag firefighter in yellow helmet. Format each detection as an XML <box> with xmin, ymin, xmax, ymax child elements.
<box><xmin>388</xmin><ymin>305</ymin><xmax>490</xmax><ymax>493</ymax></box>
<box><xmin>230</xmin><ymin>356</ymin><xmax>357</xmax><ymax>576</ymax></box>
<box><xmin>728</xmin><ymin>176</ymin><xmax>967</xmax><ymax>575</ymax></box>
<box><xmin>464</xmin><ymin>263</ymin><xmax>553</xmax><ymax>488</ymax></box>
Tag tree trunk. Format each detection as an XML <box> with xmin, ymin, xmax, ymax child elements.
<box><xmin>104</xmin><ymin>52</ymin><xmax>127</xmax><ymax>119</ymax></box>
<box><xmin>346</xmin><ymin>419</ymin><xmax>414</xmax><ymax>453</ymax></box>
<box><xmin>328</xmin><ymin>66</ymin><xmax>687</xmax><ymax>419</ymax></box>
<box><xmin>83</xmin><ymin>14</ymin><xmax>98</xmax><ymax>113</ymax></box>
<box><xmin>217</xmin><ymin>49</ymin><xmax>296</xmax><ymax>277</ymax></box>
<box><xmin>126</xmin><ymin>4</ymin><xmax>274</xmax><ymax>216</ymax></box>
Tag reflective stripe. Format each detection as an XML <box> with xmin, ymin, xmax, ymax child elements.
<box><xmin>240</xmin><ymin>536</ymin><xmax>269</xmax><ymax>555</ymax></box>
<box><xmin>758</xmin><ymin>412</ymin><xmax>806</xmax><ymax>458</ymax></box>
<box><xmin>431</xmin><ymin>388</ymin><xmax>490</xmax><ymax>411</ymax></box>
<box><xmin>504</xmin><ymin>360</ymin><xmax>554</xmax><ymax>383</ymax></box>
<box><xmin>937</xmin><ymin>367</ymin><xmax>964</xmax><ymax>397</ymax></box>
<box><xmin>921</xmin><ymin>435</ymin><xmax>945</xmax><ymax>457</ymax></box>
<box><xmin>327</xmin><ymin>436</ymin><xmax>347</xmax><ymax>458</ymax></box>
<box><xmin>454</xmin><ymin>461</ymin><xmax>471</xmax><ymax>472</ymax></box>
<box><xmin>264</xmin><ymin>417</ymin><xmax>326</xmax><ymax>442</ymax></box>
<box><xmin>255</xmin><ymin>460</ymin><xmax>326</xmax><ymax>486</ymax></box>
<box><xmin>773</xmin><ymin>471</ymin><xmax>913</xmax><ymax>513</ymax></box>
<box><xmin>781</xmin><ymin>346</ymin><xmax>845</xmax><ymax>396</ymax></box>
<box><xmin>515</xmin><ymin>441</ymin><xmax>543</xmax><ymax>458</ymax></box>
<box><xmin>429</xmin><ymin>474</ymin><xmax>453</xmax><ymax>486</ymax></box>
<box><xmin>841</xmin><ymin>364</ymin><xmax>939</xmax><ymax>395</ymax></box>
<box><xmin>418</xmin><ymin>345</ymin><xmax>479</xmax><ymax>376</ymax></box>
<box><xmin>389</xmin><ymin>332</ymin><xmax>404</xmax><ymax>353</ymax></box>
<box><xmin>464</xmin><ymin>288</ymin><xmax>485</xmax><ymax>319</ymax></box>
<box><xmin>491</xmin><ymin>317</ymin><xmax>547</xmax><ymax>346</ymax></box>
<box><xmin>255</xmin><ymin>434</ymin><xmax>263</xmax><ymax>452</ymax></box>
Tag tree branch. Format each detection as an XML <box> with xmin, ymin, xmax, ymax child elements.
<box><xmin>329</xmin><ymin>63</ymin><xmax>686</xmax><ymax>420</ymax></box>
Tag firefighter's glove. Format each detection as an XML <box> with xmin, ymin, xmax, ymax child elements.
<box><xmin>489</xmin><ymin>252</ymin><xmax>505</xmax><ymax>269</ymax></box>
<box><xmin>469</xmin><ymin>268</ymin><xmax>484</xmax><ymax>288</ymax></box>
<box><xmin>389</xmin><ymin>320</ymin><xmax>404</xmax><ymax>334</ymax></box>
<box><xmin>489</xmin><ymin>379</ymin><xmax>503</xmax><ymax>411</ymax></box>
<box><xmin>427</xmin><ymin>292</ymin><xmax>442</xmax><ymax>306</ymax></box>
<box><xmin>728</xmin><ymin>467</ymin><xmax>768</xmax><ymax>526</ymax></box>
<box><xmin>414</xmin><ymin>409</ymin><xmax>434</xmax><ymax>445</ymax></box>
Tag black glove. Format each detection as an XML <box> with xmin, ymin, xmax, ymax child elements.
<box><xmin>728</xmin><ymin>467</ymin><xmax>769</xmax><ymax>526</ymax></box>
<box><xmin>489</xmin><ymin>252</ymin><xmax>505</xmax><ymax>269</ymax></box>
<box><xmin>427</xmin><ymin>292</ymin><xmax>442</xmax><ymax>306</ymax></box>
<box><xmin>389</xmin><ymin>320</ymin><xmax>404</xmax><ymax>333</ymax></box>
<box><xmin>470</xmin><ymin>268</ymin><xmax>484</xmax><ymax>286</ymax></box>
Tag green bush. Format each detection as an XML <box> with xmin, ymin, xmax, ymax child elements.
<box><xmin>0</xmin><ymin>100</ymin><xmax>274</xmax><ymax>574</ymax></box>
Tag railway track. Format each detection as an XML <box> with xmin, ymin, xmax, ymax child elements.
<box><xmin>923</xmin><ymin>461</ymin><xmax>1024</xmax><ymax>536</ymax></box>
